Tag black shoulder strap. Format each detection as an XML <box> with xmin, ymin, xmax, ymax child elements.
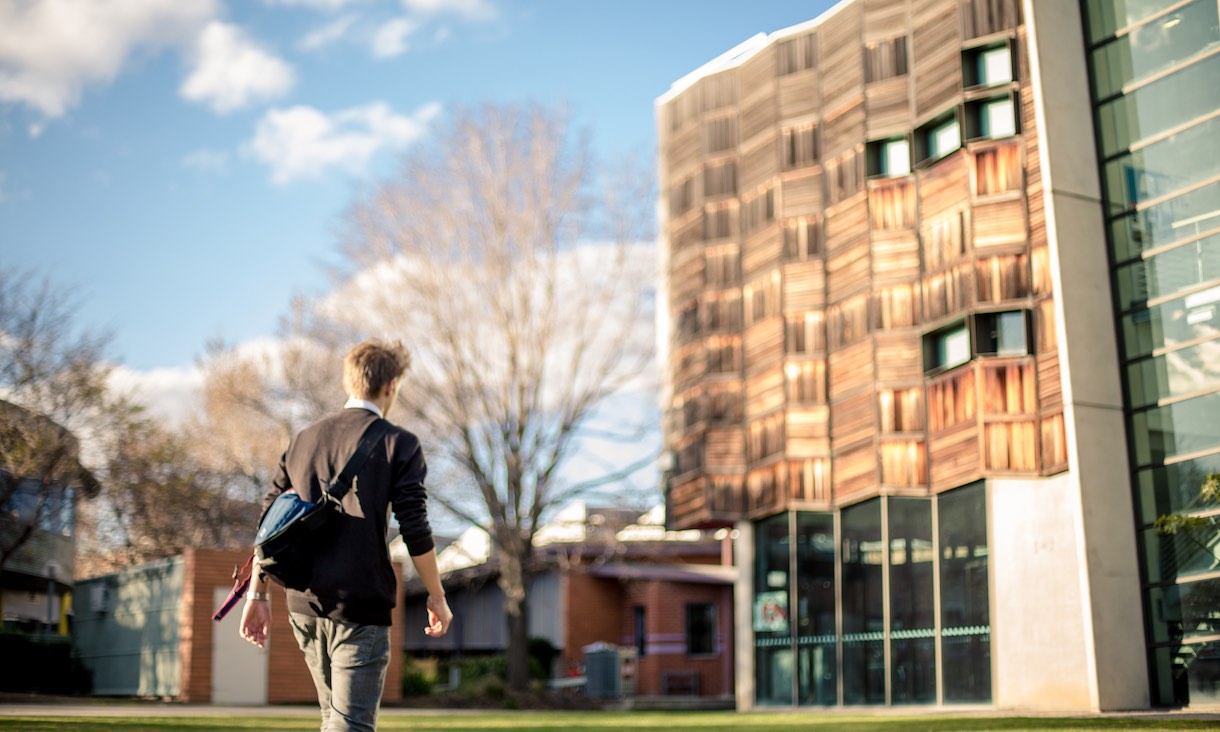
<box><xmin>325</xmin><ymin>418</ymin><xmax>391</xmax><ymax>502</ymax></box>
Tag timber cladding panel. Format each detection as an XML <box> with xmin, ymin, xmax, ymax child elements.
<box><xmin>660</xmin><ymin>0</ymin><xmax>1063</xmax><ymax>530</ymax></box>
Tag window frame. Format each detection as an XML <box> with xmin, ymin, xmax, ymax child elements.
<box><xmin>685</xmin><ymin>601</ymin><xmax>718</xmax><ymax>657</ymax></box>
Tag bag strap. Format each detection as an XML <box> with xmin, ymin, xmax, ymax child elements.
<box><xmin>324</xmin><ymin>418</ymin><xmax>391</xmax><ymax>503</ymax></box>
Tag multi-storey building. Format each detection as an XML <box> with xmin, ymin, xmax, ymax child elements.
<box><xmin>657</xmin><ymin>0</ymin><xmax>1219</xmax><ymax>711</ymax></box>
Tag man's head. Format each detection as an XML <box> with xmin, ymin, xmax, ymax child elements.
<box><xmin>342</xmin><ymin>339</ymin><xmax>412</xmax><ymax>407</ymax></box>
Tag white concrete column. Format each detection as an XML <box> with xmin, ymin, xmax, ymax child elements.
<box><xmin>734</xmin><ymin>519</ymin><xmax>755</xmax><ymax>711</ymax></box>
<box><xmin>1021</xmin><ymin>0</ymin><xmax>1149</xmax><ymax>711</ymax></box>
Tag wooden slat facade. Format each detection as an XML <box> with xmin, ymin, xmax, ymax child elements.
<box><xmin>661</xmin><ymin>0</ymin><xmax>1062</xmax><ymax>529</ymax></box>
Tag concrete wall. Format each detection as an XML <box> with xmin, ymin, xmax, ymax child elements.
<box><xmin>734</xmin><ymin>520</ymin><xmax>756</xmax><ymax>711</ymax></box>
<box><xmin>74</xmin><ymin>558</ymin><xmax>184</xmax><ymax>697</ymax></box>
<box><xmin>1024</xmin><ymin>0</ymin><xmax>1149</xmax><ymax>711</ymax></box>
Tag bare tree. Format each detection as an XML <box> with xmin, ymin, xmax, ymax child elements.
<box><xmin>0</xmin><ymin>267</ymin><xmax>108</xmax><ymax>589</ymax></box>
<box><xmin>332</xmin><ymin>103</ymin><xmax>657</xmax><ymax>690</ymax></box>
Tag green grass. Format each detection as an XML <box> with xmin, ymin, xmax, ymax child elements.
<box><xmin>0</xmin><ymin>712</ymin><xmax>1216</xmax><ymax>732</ymax></box>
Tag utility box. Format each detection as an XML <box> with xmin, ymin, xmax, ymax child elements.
<box><xmin>583</xmin><ymin>643</ymin><xmax>620</xmax><ymax>698</ymax></box>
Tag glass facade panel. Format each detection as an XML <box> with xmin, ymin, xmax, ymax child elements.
<box><xmin>1125</xmin><ymin>337</ymin><xmax>1220</xmax><ymax>409</ymax></box>
<box><xmin>1090</xmin><ymin>0</ymin><xmax>1220</xmax><ymax>100</ymax></box>
<box><xmin>1135</xmin><ymin>451</ymin><xmax>1220</xmax><ymax>526</ymax></box>
<box><xmin>1183</xmin><ymin>639</ymin><xmax>1220</xmax><ymax>705</ymax></box>
<box><xmin>1109</xmin><ymin>179</ymin><xmax>1220</xmax><ymax>263</ymax></box>
<box><xmin>1130</xmin><ymin>391</ymin><xmax>1220</xmax><ymax>466</ymax></box>
<box><xmin>1115</xmin><ymin>234</ymin><xmax>1220</xmax><ymax>311</ymax></box>
<box><xmin>1103</xmin><ymin>114</ymin><xmax>1220</xmax><ymax>215</ymax></box>
<box><xmin>1097</xmin><ymin>52</ymin><xmax>1220</xmax><ymax>158</ymax></box>
<box><xmin>1121</xmin><ymin>286</ymin><xmax>1220</xmax><ymax>359</ymax></box>
<box><xmin>889</xmin><ymin>498</ymin><xmax>936</xmax><ymax>704</ymax></box>
<box><xmin>1085</xmin><ymin>0</ymin><xmax>1182</xmax><ymax>43</ymax></box>
<box><xmin>939</xmin><ymin>483</ymin><xmax>991</xmax><ymax>703</ymax></box>
<box><xmin>1140</xmin><ymin>524</ymin><xmax>1220</xmax><ymax>585</ymax></box>
<box><xmin>795</xmin><ymin>512</ymin><xmax>837</xmax><ymax>705</ymax></box>
<box><xmin>1147</xmin><ymin>577</ymin><xmax>1220</xmax><ymax>645</ymax></box>
<box><xmin>755</xmin><ymin>514</ymin><xmax>794</xmax><ymax>705</ymax></box>
<box><xmin>842</xmin><ymin>499</ymin><xmax>885</xmax><ymax>704</ymax></box>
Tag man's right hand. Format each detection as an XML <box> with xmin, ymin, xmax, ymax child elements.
<box><xmin>240</xmin><ymin>598</ymin><xmax>271</xmax><ymax>649</ymax></box>
<box><xmin>425</xmin><ymin>594</ymin><xmax>453</xmax><ymax>637</ymax></box>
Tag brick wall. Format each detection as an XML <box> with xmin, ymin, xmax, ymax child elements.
<box><xmin>561</xmin><ymin>573</ymin><xmax>624</xmax><ymax>676</ymax></box>
<box><xmin>178</xmin><ymin>548</ymin><xmax>403</xmax><ymax>705</ymax></box>
<box><xmin>621</xmin><ymin>580</ymin><xmax>734</xmax><ymax>698</ymax></box>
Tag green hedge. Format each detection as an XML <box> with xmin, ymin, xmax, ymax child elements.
<box><xmin>0</xmin><ymin>633</ymin><xmax>92</xmax><ymax>694</ymax></box>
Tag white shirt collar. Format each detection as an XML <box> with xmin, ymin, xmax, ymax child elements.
<box><xmin>344</xmin><ymin>397</ymin><xmax>383</xmax><ymax>419</ymax></box>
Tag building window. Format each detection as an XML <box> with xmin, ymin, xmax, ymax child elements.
<box><xmin>865</xmin><ymin>36</ymin><xmax>909</xmax><ymax>83</ymax></box>
<box><xmin>786</xmin><ymin>312</ymin><xmax>825</xmax><ymax>355</ymax></box>
<box><xmin>703</xmin><ymin>205</ymin><xmax>735</xmax><ymax>241</ymax></box>
<box><xmin>783</xmin><ymin>216</ymin><xmax>823</xmax><ymax>260</ymax></box>
<box><xmin>745</xmin><ymin>272</ymin><xmax>781</xmax><ymax>325</ymax></box>
<box><xmin>921</xmin><ymin>116</ymin><xmax>961</xmax><ymax>163</ymax></box>
<box><xmin>965</xmin><ymin>44</ymin><xmax>1013</xmax><ymax>88</ymax></box>
<box><xmin>634</xmin><ymin>606</ymin><xmax>647</xmax><ymax>657</ymax></box>
<box><xmin>975</xmin><ymin>310</ymin><xmax>1028</xmax><ymax>356</ymax></box>
<box><xmin>924</xmin><ymin>321</ymin><xmax>970</xmax><ymax>372</ymax></box>
<box><xmin>968</xmin><ymin>97</ymin><xmax>1017</xmax><ymax>141</ymax></box>
<box><xmin>742</xmin><ymin>186</ymin><xmax>776</xmax><ymax>237</ymax></box>
<box><xmin>705</xmin><ymin>117</ymin><xmax>736</xmax><ymax>155</ymax></box>
<box><xmin>686</xmin><ymin>603</ymin><xmax>717</xmax><ymax>656</ymax></box>
<box><xmin>778</xmin><ymin>32</ymin><xmax>816</xmax><ymax>75</ymax></box>
<box><xmin>868</xmin><ymin>137</ymin><xmax>911</xmax><ymax>178</ymax></box>
<box><xmin>785</xmin><ymin>361</ymin><xmax>827</xmax><ymax>404</ymax></box>
<box><xmin>782</xmin><ymin>124</ymin><xmax>819</xmax><ymax>170</ymax></box>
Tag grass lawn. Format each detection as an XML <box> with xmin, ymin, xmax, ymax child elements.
<box><xmin>0</xmin><ymin>711</ymin><xmax>1217</xmax><ymax>731</ymax></box>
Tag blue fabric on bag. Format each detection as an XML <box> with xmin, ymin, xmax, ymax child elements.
<box><xmin>256</xmin><ymin>490</ymin><xmax>318</xmax><ymax>544</ymax></box>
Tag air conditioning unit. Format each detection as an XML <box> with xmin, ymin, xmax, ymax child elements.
<box><xmin>89</xmin><ymin>584</ymin><xmax>110</xmax><ymax>613</ymax></box>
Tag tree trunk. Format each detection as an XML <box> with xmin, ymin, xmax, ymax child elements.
<box><xmin>498</xmin><ymin>546</ymin><xmax>532</xmax><ymax>692</ymax></box>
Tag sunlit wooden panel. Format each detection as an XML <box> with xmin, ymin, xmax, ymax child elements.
<box><xmin>782</xmin><ymin>261</ymin><xmax>826</xmax><ymax>312</ymax></box>
<box><xmin>745</xmin><ymin>367</ymin><xmax>785</xmax><ymax>421</ymax></box>
<box><xmin>744</xmin><ymin>317</ymin><xmax>785</xmax><ymax>375</ymax></box>
<box><xmin>983</xmin><ymin>420</ymin><xmax>1039</xmax><ymax>472</ymax></box>
<box><xmin>827</xmin><ymin>292</ymin><xmax>871</xmax><ymax>351</ymax></box>
<box><xmin>862</xmin><ymin>0</ymin><xmax>908</xmax><ymax>39</ymax></box>
<box><xmin>785</xmin><ymin>406</ymin><xmax>831</xmax><ymax>456</ymax></box>
<box><xmin>740</xmin><ymin>86</ymin><xmax>778</xmax><ymax>145</ymax></box>
<box><xmin>872</xmin><ymin>281</ymin><xmax>921</xmax><ymax>330</ymax></box>
<box><xmin>832</xmin><ymin>390</ymin><xmax>875</xmax><ymax>450</ymax></box>
<box><xmin>707</xmin><ymin>427</ymin><xmax>747</xmax><ymax>471</ymax></box>
<box><xmin>781</xmin><ymin>170</ymin><xmax>825</xmax><ymax>217</ymax></box>
<box><xmin>1030</xmin><ymin>245</ymin><xmax>1052</xmax><ymax>296</ymax></box>
<box><xmin>917</xmin><ymin>152</ymin><xmax>970</xmax><ymax>220</ymax></box>
<box><xmin>866</xmin><ymin>76</ymin><xmax>911</xmax><ymax>138</ymax></box>
<box><xmin>833</xmin><ymin>440</ymin><xmax>878</xmax><ymax>499</ymax></box>
<box><xmin>739</xmin><ymin>43</ymin><xmax>777</xmax><ymax>103</ymax></box>
<box><xmin>785</xmin><ymin>359</ymin><xmax>828</xmax><ymax>405</ymax></box>
<box><xmin>929</xmin><ymin>421</ymin><xmax>982</xmax><ymax>490</ymax></box>
<box><xmin>829</xmin><ymin>339</ymin><xmax>876</xmax><ymax>402</ymax></box>
<box><xmin>666</xmin><ymin>125</ymin><xmax>702</xmax><ymax>171</ymax></box>
<box><xmin>912</xmin><ymin>0</ymin><xmax>962</xmax><ymax>118</ymax></box>
<box><xmin>961</xmin><ymin>0</ymin><xmax>1021</xmax><ymax>40</ymax></box>
<box><xmin>880</xmin><ymin>439</ymin><xmax>928</xmax><ymax>487</ymax></box>
<box><xmin>974</xmin><ymin>142</ymin><xmax>1024</xmax><ymax>197</ymax></box>
<box><xmin>922</xmin><ymin>262</ymin><xmax>973</xmax><ymax>322</ymax></box>
<box><xmin>673</xmin><ymin>341</ymin><xmax>709</xmax><ymax>393</ymax></box>
<box><xmin>709</xmin><ymin>473</ymin><xmax>747</xmax><ymax>515</ymax></box>
<box><xmin>668</xmin><ymin>475</ymin><xmax>709</xmax><ymax>528</ymax></box>
<box><xmin>742</xmin><ymin>230</ymin><xmax>783</xmax><ymax>278</ymax></box>
<box><xmin>787</xmin><ymin>457</ymin><xmax>832</xmax><ymax>503</ymax></box>
<box><xmin>869</xmin><ymin>179</ymin><xmax>917</xmax><ymax>231</ymax></box>
<box><xmin>1037</xmin><ymin>350</ymin><xmax>1063</xmax><ymax>410</ymax></box>
<box><xmin>819</xmin><ymin>2</ymin><xmax>864</xmax><ymax>115</ymax></box>
<box><xmin>826</xmin><ymin>148</ymin><xmax>866</xmax><ymax>207</ymax></box>
<box><xmin>741</xmin><ymin>137</ymin><xmax>779</xmax><ymax>193</ymax></box>
<box><xmin>827</xmin><ymin>197</ymin><xmax>869</xmax><ymax>251</ymax></box>
<box><xmin>778</xmin><ymin>67</ymin><xmax>820</xmax><ymax>120</ymax></box>
<box><xmin>1035</xmin><ymin>297</ymin><xmax>1058</xmax><ymax>354</ymax></box>
<box><xmin>973</xmin><ymin>198</ymin><xmax>1027</xmax><ymax>249</ymax></box>
<box><xmin>981</xmin><ymin>360</ymin><xmax>1037</xmax><ymax>416</ymax></box>
<box><xmin>879</xmin><ymin>385</ymin><xmax>925</xmax><ymax>432</ymax></box>
<box><xmin>700</xmin><ymin>72</ymin><xmax>736</xmax><ymax>114</ymax></box>
<box><xmin>927</xmin><ymin>366</ymin><xmax>977</xmax><ymax>433</ymax></box>
<box><xmin>1040</xmin><ymin>411</ymin><xmax>1068</xmax><ymax>473</ymax></box>
<box><xmin>827</xmin><ymin>240</ymin><xmax>870</xmax><ymax>303</ymax></box>
<box><xmin>875</xmin><ymin>331</ymin><xmax>923</xmax><ymax>383</ymax></box>
<box><xmin>976</xmin><ymin>253</ymin><xmax>1032</xmax><ymax>303</ymax></box>
<box><xmin>823</xmin><ymin>100</ymin><xmax>866</xmax><ymax>160</ymax></box>
<box><xmin>748</xmin><ymin>464</ymin><xmax>784</xmax><ymax>514</ymax></box>
<box><xmin>920</xmin><ymin>209</ymin><xmax>967</xmax><ymax>273</ymax></box>
<box><xmin>872</xmin><ymin>232</ymin><xmax>921</xmax><ymax>281</ymax></box>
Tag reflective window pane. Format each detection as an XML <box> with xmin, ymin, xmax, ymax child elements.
<box><xmin>1115</xmin><ymin>234</ymin><xmax>1220</xmax><ymax>311</ymax></box>
<box><xmin>1147</xmin><ymin>577</ymin><xmax>1220</xmax><ymax>645</ymax></box>
<box><xmin>1086</xmin><ymin>0</ymin><xmax>1182</xmax><ymax>43</ymax></box>
<box><xmin>1131</xmin><ymin>391</ymin><xmax>1220</xmax><ymax>466</ymax></box>
<box><xmin>755</xmin><ymin>514</ymin><xmax>793</xmax><ymax>705</ymax></box>
<box><xmin>889</xmin><ymin>498</ymin><xmax>936</xmax><ymax>704</ymax></box>
<box><xmin>1125</xmin><ymin>337</ymin><xmax>1220</xmax><ymax>409</ymax></box>
<box><xmin>939</xmin><ymin>482</ymin><xmax>991</xmax><ymax>703</ymax></box>
<box><xmin>1183</xmin><ymin>639</ymin><xmax>1220</xmax><ymax>705</ymax></box>
<box><xmin>1135</xmin><ymin>452</ymin><xmax>1220</xmax><ymax>526</ymax></box>
<box><xmin>796</xmin><ymin>512</ymin><xmax>837</xmax><ymax>706</ymax></box>
<box><xmin>1091</xmin><ymin>0</ymin><xmax>1220</xmax><ymax>99</ymax></box>
<box><xmin>1121</xmin><ymin>285</ymin><xmax>1220</xmax><ymax>359</ymax></box>
<box><xmin>1097</xmin><ymin>52</ymin><xmax>1220</xmax><ymax>158</ymax></box>
<box><xmin>1141</xmin><ymin>523</ymin><xmax>1220</xmax><ymax>585</ymax></box>
<box><xmin>1109</xmin><ymin>178</ymin><xmax>1220</xmax><ymax>261</ymax></box>
<box><xmin>1104</xmin><ymin>115</ymin><xmax>1220</xmax><ymax>215</ymax></box>
<box><xmin>842</xmin><ymin>499</ymin><xmax>885</xmax><ymax>704</ymax></box>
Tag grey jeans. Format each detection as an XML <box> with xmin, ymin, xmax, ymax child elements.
<box><xmin>289</xmin><ymin>612</ymin><xmax>391</xmax><ymax>732</ymax></box>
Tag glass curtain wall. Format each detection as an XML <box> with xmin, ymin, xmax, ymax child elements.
<box><xmin>753</xmin><ymin>487</ymin><xmax>989</xmax><ymax>706</ymax></box>
<box><xmin>1081</xmin><ymin>0</ymin><xmax>1220</xmax><ymax>707</ymax></box>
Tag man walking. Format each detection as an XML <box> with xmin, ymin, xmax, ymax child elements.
<box><xmin>240</xmin><ymin>339</ymin><xmax>452</xmax><ymax>731</ymax></box>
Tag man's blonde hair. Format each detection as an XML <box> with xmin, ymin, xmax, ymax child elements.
<box><xmin>342</xmin><ymin>339</ymin><xmax>411</xmax><ymax>400</ymax></box>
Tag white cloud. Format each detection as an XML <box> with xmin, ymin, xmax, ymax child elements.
<box><xmin>371</xmin><ymin>17</ymin><xmax>418</xmax><ymax>58</ymax></box>
<box><xmin>107</xmin><ymin>364</ymin><xmax>205</xmax><ymax>429</ymax></box>
<box><xmin>0</xmin><ymin>0</ymin><xmax>218</xmax><ymax>117</ymax></box>
<box><xmin>266</xmin><ymin>0</ymin><xmax>361</xmax><ymax>9</ymax></box>
<box><xmin>299</xmin><ymin>14</ymin><xmax>358</xmax><ymax>51</ymax></box>
<box><xmin>28</xmin><ymin>123</ymin><xmax>44</xmax><ymax>138</ymax></box>
<box><xmin>401</xmin><ymin>0</ymin><xmax>497</xmax><ymax>21</ymax></box>
<box><xmin>181</xmin><ymin>148</ymin><xmax>230</xmax><ymax>174</ymax></box>
<box><xmin>248</xmin><ymin>101</ymin><xmax>440</xmax><ymax>184</ymax></box>
<box><xmin>180</xmin><ymin>21</ymin><xmax>295</xmax><ymax>114</ymax></box>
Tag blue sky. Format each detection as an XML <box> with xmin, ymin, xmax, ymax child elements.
<box><xmin>0</xmin><ymin>0</ymin><xmax>833</xmax><ymax>373</ymax></box>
